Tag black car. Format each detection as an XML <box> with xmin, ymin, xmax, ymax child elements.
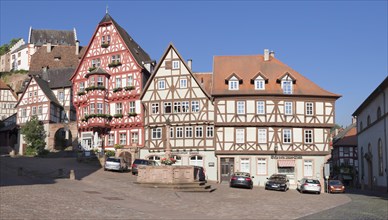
<box><xmin>131</xmin><ymin>159</ymin><xmax>158</xmax><ymax>175</ymax></box>
<box><xmin>229</xmin><ymin>172</ymin><xmax>254</xmax><ymax>189</ymax></box>
<box><xmin>194</xmin><ymin>166</ymin><xmax>206</xmax><ymax>182</ymax></box>
<box><xmin>265</xmin><ymin>174</ymin><xmax>290</xmax><ymax>191</ymax></box>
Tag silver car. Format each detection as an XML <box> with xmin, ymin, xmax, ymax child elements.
<box><xmin>297</xmin><ymin>178</ymin><xmax>321</xmax><ymax>194</ymax></box>
<box><xmin>104</xmin><ymin>157</ymin><xmax>128</xmax><ymax>172</ymax></box>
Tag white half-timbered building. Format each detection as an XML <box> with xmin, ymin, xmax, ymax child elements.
<box><xmin>0</xmin><ymin>80</ymin><xmax>18</xmax><ymax>120</ymax></box>
<box><xmin>70</xmin><ymin>13</ymin><xmax>153</xmax><ymax>163</ymax></box>
<box><xmin>140</xmin><ymin>44</ymin><xmax>217</xmax><ymax>180</ymax></box>
<box><xmin>212</xmin><ymin>50</ymin><xmax>341</xmax><ymax>187</ymax></box>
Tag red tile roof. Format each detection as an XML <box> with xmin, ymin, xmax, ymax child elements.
<box><xmin>333</xmin><ymin>124</ymin><xmax>357</xmax><ymax>147</ymax></box>
<box><xmin>193</xmin><ymin>72</ymin><xmax>212</xmax><ymax>94</ymax></box>
<box><xmin>212</xmin><ymin>55</ymin><xmax>341</xmax><ymax>98</ymax></box>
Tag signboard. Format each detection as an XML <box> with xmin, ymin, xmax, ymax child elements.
<box><xmin>271</xmin><ymin>155</ymin><xmax>302</xmax><ymax>159</ymax></box>
<box><xmin>208</xmin><ymin>162</ymin><xmax>215</xmax><ymax>167</ymax></box>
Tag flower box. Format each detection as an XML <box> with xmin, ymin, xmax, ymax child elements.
<box><xmin>108</xmin><ymin>61</ymin><xmax>122</xmax><ymax>68</ymax></box>
<box><xmin>85</xmin><ymin>86</ymin><xmax>106</xmax><ymax>92</ymax></box>
<box><xmin>161</xmin><ymin>157</ymin><xmax>176</xmax><ymax>165</ymax></box>
<box><xmin>124</xmin><ymin>86</ymin><xmax>135</xmax><ymax>91</ymax></box>
<box><xmin>128</xmin><ymin>112</ymin><xmax>137</xmax><ymax>117</ymax></box>
<box><xmin>77</xmin><ymin>91</ymin><xmax>86</xmax><ymax>96</ymax></box>
<box><xmin>88</xmin><ymin>67</ymin><xmax>97</xmax><ymax>72</ymax></box>
<box><xmin>101</xmin><ymin>43</ymin><xmax>110</xmax><ymax>48</ymax></box>
<box><xmin>113</xmin><ymin>87</ymin><xmax>123</xmax><ymax>93</ymax></box>
<box><xmin>113</xmin><ymin>113</ymin><xmax>123</xmax><ymax>118</ymax></box>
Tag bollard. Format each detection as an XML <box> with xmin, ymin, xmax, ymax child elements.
<box><xmin>18</xmin><ymin>167</ymin><xmax>23</xmax><ymax>176</ymax></box>
<box><xmin>58</xmin><ymin>168</ymin><xmax>64</xmax><ymax>177</ymax></box>
<box><xmin>69</xmin><ymin>169</ymin><xmax>75</xmax><ymax>180</ymax></box>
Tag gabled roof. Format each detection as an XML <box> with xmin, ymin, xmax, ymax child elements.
<box><xmin>250</xmin><ymin>72</ymin><xmax>269</xmax><ymax>83</ymax></box>
<box><xmin>193</xmin><ymin>72</ymin><xmax>213</xmax><ymax>95</ymax></box>
<box><xmin>29</xmin><ymin>45</ymin><xmax>85</xmax><ymax>74</ymax></box>
<box><xmin>42</xmin><ymin>68</ymin><xmax>76</xmax><ymax>89</ymax></box>
<box><xmin>15</xmin><ymin>76</ymin><xmax>61</xmax><ymax>108</ymax></box>
<box><xmin>29</xmin><ymin>29</ymin><xmax>76</xmax><ymax>46</ymax></box>
<box><xmin>212</xmin><ymin>54</ymin><xmax>341</xmax><ymax>98</ymax></box>
<box><xmin>141</xmin><ymin>43</ymin><xmax>211</xmax><ymax>100</ymax></box>
<box><xmin>0</xmin><ymin>79</ymin><xmax>17</xmax><ymax>99</ymax></box>
<box><xmin>333</xmin><ymin>123</ymin><xmax>357</xmax><ymax>147</ymax></box>
<box><xmin>85</xmin><ymin>67</ymin><xmax>110</xmax><ymax>78</ymax></box>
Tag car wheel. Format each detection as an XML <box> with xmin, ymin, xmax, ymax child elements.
<box><xmin>250</xmin><ymin>184</ymin><xmax>253</xmax><ymax>190</ymax></box>
<box><xmin>317</xmin><ymin>191</ymin><xmax>321</xmax><ymax>195</ymax></box>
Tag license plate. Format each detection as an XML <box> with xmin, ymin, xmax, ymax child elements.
<box><xmin>273</xmin><ymin>185</ymin><xmax>279</xmax><ymax>188</ymax></box>
<box><xmin>238</xmin><ymin>178</ymin><xmax>245</xmax><ymax>181</ymax></box>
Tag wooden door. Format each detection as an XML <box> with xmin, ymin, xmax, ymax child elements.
<box><xmin>221</xmin><ymin>157</ymin><xmax>234</xmax><ymax>183</ymax></box>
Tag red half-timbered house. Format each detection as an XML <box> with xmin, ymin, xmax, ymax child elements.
<box><xmin>70</xmin><ymin>13</ymin><xmax>153</xmax><ymax>162</ymax></box>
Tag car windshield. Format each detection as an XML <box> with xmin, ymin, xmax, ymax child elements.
<box><xmin>135</xmin><ymin>160</ymin><xmax>148</xmax><ymax>165</ymax></box>
<box><xmin>330</xmin><ymin>180</ymin><xmax>342</xmax><ymax>185</ymax></box>
<box><xmin>269</xmin><ymin>175</ymin><xmax>286</xmax><ymax>181</ymax></box>
<box><xmin>306</xmin><ymin>179</ymin><xmax>320</xmax><ymax>184</ymax></box>
<box><xmin>234</xmin><ymin>172</ymin><xmax>250</xmax><ymax>177</ymax></box>
<box><xmin>107</xmin><ymin>158</ymin><xmax>120</xmax><ymax>162</ymax></box>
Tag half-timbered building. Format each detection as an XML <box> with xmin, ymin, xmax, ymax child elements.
<box><xmin>0</xmin><ymin>79</ymin><xmax>18</xmax><ymax>120</ymax></box>
<box><xmin>70</xmin><ymin>13</ymin><xmax>153</xmax><ymax>162</ymax></box>
<box><xmin>140</xmin><ymin>44</ymin><xmax>216</xmax><ymax>180</ymax></box>
<box><xmin>212</xmin><ymin>49</ymin><xmax>341</xmax><ymax>187</ymax></box>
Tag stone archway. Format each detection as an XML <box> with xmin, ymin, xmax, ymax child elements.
<box><xmin>119</xmin><ymin>151</ymin><xmax>132</xmax><ymax>166</ymax></box>
<box><xmin>54</xmin><ymin>128</ymin><xmax>73</xmax><ymax>150</ymax></box>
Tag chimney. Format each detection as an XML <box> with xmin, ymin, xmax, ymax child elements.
<box><xmin>187</xmin><ymin>59</ymin><xmax>192</xmax><ymax>70</ymax></box>
<box><xmin>264</xmin><ymin>49</ymin><xmax>270</xmax><ymax>61</ymax></box>
<box><xmin>47</xmin><ymin>43</ymin><xmax>51</xmax><ymax>53</ymax></box>
<box><xmin>269</xmin><ymin>50</ymin><xmax>275</xmax><ymax>58</ymax></box>
<box><xmin>75</xmin><ymin>40</ymin><xmax>80</xmax><ymax>55</ymax></box>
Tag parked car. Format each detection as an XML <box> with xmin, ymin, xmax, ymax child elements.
<box><xmin>194</xmin><ymin>166</ymin><xmax>206</xmax><ymax>182</ymax></box>
<box><xmin>265</xmin><ymin>174</ymin><xmax>290</xmax><ymax>191</ymax></box>
<box><xmin>104</xmin><ymin>157</ymin><xmax>128</xmax><ymax>172</ymax></box>
<box><xmin>328</xmin><ymin>180</ymin><xmax>345</xmax><ymax>193</ymax></box>
<box><xmin>297</xmin><ymin>178</ymin><xmax>321</xmax><ymax>194</ymax></box>
<box><xmin>229</xmin><ymin>172</ymin><xmax>254</xmax><ymax>189</ymax></box>
<box><xmin>131</xmin><ymin>159</ymin><xmax>159</xmax><ymax>175</ymax></box>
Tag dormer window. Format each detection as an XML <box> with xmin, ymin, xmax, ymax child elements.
<box><xmin>229</xmin><ymin>77</ymin><xmax>239</xmax><ymax>90</ymax></box>
<box><xmin>255</xmin><ymin>79</ymin><xmax>265</xmax><ymax>90</ymax></box>
<box><xmin>282</xmin><ymin>80</ymin><xmax>293</xmax><ymax>94</ymax></box>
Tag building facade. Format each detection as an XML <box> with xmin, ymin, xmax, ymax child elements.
<box><xmin>70</xmin><ymin>13</ymin><xmax>152</xmax><ymax>163</ymax></box>
<box><xmin>353</xmin><ymin>76</ymin><xmax>387</xmax><ymax>192</ymax></box>
<box><xmin>212</xmin><ymin>50</ymin><xmax>340</xmax><ymax>186</ymax></box>
<box><xmin>0</xmin><ymin>80</ymin><xmax>18</xmax><ymax>120</ymax></box>
<box><xmin>331</xmin><ymin>123</ymin><xmax>358</xmax><ymax>186</ymax></box>
<box><xmin>140</xmin><ymin>44</ymin><xmax>217</xmax><ymax>180</ymax></box>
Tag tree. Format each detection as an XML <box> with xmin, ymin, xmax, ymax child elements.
<box><xmin>20</xmin><ymin>115</ymin><xmax>47</xmax><ymax>155</ymax></box>
<box><xmin>0</xmin><ymin>38</ymin><xmax>22</xmax><ymax>56</ymax></box>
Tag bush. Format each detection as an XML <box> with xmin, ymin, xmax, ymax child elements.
<box><xmin>105</xmin><ymin>150</ymin><xmax>115</xmax><ymax>157</ymax></box>
<box><xmin>25</xmin><ymin>147</ymin><xmax>37</xmax><ymax>156</ymax></box>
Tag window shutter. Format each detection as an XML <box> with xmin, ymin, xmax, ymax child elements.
<box><xmin>165</xmin><ymin>61</ymin><xmax>172</xmax><ymax>69</ymax></box>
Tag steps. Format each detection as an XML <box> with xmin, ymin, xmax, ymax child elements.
<box><xmin>134</xmin><ymin>181</ymin><xmax>216</xmax><ymax>192</ymax></box>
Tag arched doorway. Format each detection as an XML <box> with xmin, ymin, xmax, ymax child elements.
<box><xmin>54</xmin><ymin>128</ymin><xmax>72</xmax><ymax>150</ymax></box>
<box><xmin>119</xmin><ymin>151</ymin><xmax>132</xmax><ymax>166</ymax></box>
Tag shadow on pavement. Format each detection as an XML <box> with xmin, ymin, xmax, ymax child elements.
<box><xmin>0</xmin><ymin>151</ymin><xmax>102</xmax><ymax>187</ymax></box>
<box><xmin>343</xmin><ymin>188</ymin><xmax>388</xmax><ymax>200</ymax></box>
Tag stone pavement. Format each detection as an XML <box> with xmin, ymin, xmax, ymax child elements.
<box><xmin>1</xmin><ymin>156</ymin><xmax>353</xmax><ymax>219</ymax></box>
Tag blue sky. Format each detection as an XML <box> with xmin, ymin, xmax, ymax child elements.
<box><xmin>1</xmin><ymin>1</ymin><xmax>387</xmax><ymax>127</ymax></box>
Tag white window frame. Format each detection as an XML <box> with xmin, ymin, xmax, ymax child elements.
<box><xmin>237</xmin><ymin>101</ymin><xmax>245</xmax><ymax>115</ymax></box>
<box><xmin>304</xmin><ymin>130</ymin><xmax>313</xmax><ymax>144</ymax></box>
<box><xmin>257</xmin><ymin>158</ymin><xmax>267</xmax><ymax>175</ymax></box>
<box><xmin>306</xmin><ymin>102</ymin><xmax>314</xmax><ymax>116</ymax></box>
<box><xmin>170</xmin><ymin>127</ymin><xmax>174</xmax><ymax>138</ymax></box>
<box><xmin>195</xmin><ymin>126</ymin><xmax>203</xmax><ymax>138</ymax></box>
<box><xmin>90</xmin><ymin>103</ymin><xmax>95</xmax><ymax>114</ymax></box>
<box><xmin>182</xmin><ymin>101</ymin><xmax>189</xmax><ymax>113</ymax></box>
<box><xmin>115</xmin><ymin>77</ymin><xmax>122</xmax><ymax>88</ymax></box>
<box><xmin>180</xmin><ymin>79</ymin><xmax>187</xmax><ymax>88</ymax></box>
<box><xmin>32</xmin><ymin>106</ymin><xmax>37</xmax><ymax>115</ymax></box>
<box><xmin>164</xmin><ymin>102</ymin><xmax>172</xmax><ymax>114</ymax></box>
<box><xmin>282</xmin><ymin>80</ymin><xmax>293</xmax><ymax>94</ymax></box>
<box><xmin>255</xmin><ymin>79</ymin><xmax>265</xmax><ymax>90</ymax></box>
<box><xmin>116</xmin><ymin>103</ymin><xmax>122</xmax><ymax>114</ymax></box>
<box><xmin>206</xmin><ymin>126</ymin><xmax>214</xmax><ymax>138</ymax></box>
<box><xmin>38</xmin><ymin>106</ymin><xmax>43</xmax><ymax>115</ymax></box>
<box><xmin>258</xmin><ymin>128</ymin><xmax>267</xmax><ymax>144</ymax></box>
<box><xmin>240</xmin><ymin>158</ymin><xmax>250</xmax><ymax>173</ymax></box>
<box><xmin>79</xmin><ymin>82</ymin><xmax>85</xmax><ymax>92</ymax></box>
<box><xmin>151</xmin><ymin>103</ymin><xmax>159</xmax><ymax>114</ymax></box>
<box><xmin>172</xmin><ymin>60</ymin><xmax>180</xmax><ymax>69</ymax></box>
<box><xmin>97</xmin><ymin>76</ymin><xmax>104</xmax><ymax>87</ymax></box>
<box><xmin>283</xmin><ymin>129</ymin><xmax>292</xmax><ymax>143</ymax></box>
<box><xmin>191</xmin><ymin>101</ymin><xmax>200</xmax><ymax>112</ymax></box>
<box><xmin>152</xmin><ymin>128</ymin><xmax>162</xmax><ymax>140</ymax></box>
<box><xmin>176</xmin><ymin>127</ymin><xmax>183</xmax><ymax>138</ymax></box>
<box><xmin>236</xmin><ymin>129</ymin><xmax>245</xmax><ymax>144</ymax></box>
<box><xmin>304</xmin><ymin>160</ymin><xmax>313</xmax><ymax>177</ymax></box>
<box><xmin>131</xmin><ymin>132</ymin><xmax>139</xmax><ymax>144</ymax></box>
<box><xmin>185</xmin><ymin>127</ymin><xmax>193</xmax><ymax>138</ymax></box>
<box><xmin>257</xmin><ymin>101</ymin><xmax>265</xmax><ymax>114</ymax></box>
<box><xmin>174</xmin><ymin>102</ymin><xmax>181</xmax><ymax>113</ymax></box>
<box><xmin>97</xmin><ymin>103</ymin><xmax>103</xmax><ymax>114</ymax></box>
<box><xmin>189</xmin><ymin>155</ymin><xmax>203</xmax><ymax>166</ymax></box>
<box><xmin>129</xmin><ymin>102</ymin><xmax>135</xmax><ymax>113</ymax></box>
<box><xmin>158</xmin><ymin>80</ymin><xmax>166</xmax><ymax>90</ymax></box>
<box><xmin>285</xmin><ymin>102</ymin><xmax>293</xmax><ymax>115</ymax></box>
<box><xmin>229</xmin><ymin>80</ymin><xmax>239</xmax><ymax>90</ymax></box>
<box><xmin>112</xmin><ymin>54</ymin><xmax>121</xmax><ymax>63</ymax></box>
<box><xmin>120</xmin><ymin>133</ymin><xmax>127</xmax><ymax>145</ymax></box>
<box><xmin>127</xmin><ymin>75</ymin><xmax>133</xmax><ymax>87</ymax></box>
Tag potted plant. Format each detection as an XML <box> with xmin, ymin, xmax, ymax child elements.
<box><xmin>113</xmin><ymin>113</ymin><xmax>123</xmax><ymax>119</ymax></box>
<box><xmin>160</xmin><ymin>157</ymin><xmax>176</xmax><ymax>165</ymax></box>
<box><xmin>128</xmin><ymin>112</ymin><xmax>137</xmax><ymax>117</ymax></box>
<box><xmin>101</xmin><ymin>43</ymin><xmax>110</xmax><ymax>48</ymax></box>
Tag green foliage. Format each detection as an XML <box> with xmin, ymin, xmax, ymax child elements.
<box><xmin>25</xmin><ymin>146</ymin><xmax>37</xmax><ymax>156</ymax></box>
<box><xmin>114</xmin><ymin>144</ymin><xmax>124</xmax><ymax>149</ymax></box>
<box><xmin>20</xmin><ymin>115</ymin><xmax>47</xmax><ymax>155</ymax></box>
<box><xmin>105</xmin><ymin>150</ymin><xmax>115</xmax><ymax>157</ymax></box>
<box><xmin>0</xmin><ymin>38</ymin><xmax>22</xmax><ymax>56</ymax></box>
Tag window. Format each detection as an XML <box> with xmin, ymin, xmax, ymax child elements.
<box><xmin>152</xmin><ymin>128</ymin><xmax>162</xmax><ymax>139</ymax></box>
<box><xmin>170</xmin><ymin>127</ymin><xmax>174</xmax><ymax>138</ymax></box>
<box><xmin>257</xmin><ymin>101</ymin><xmax>265</xmax><ymax>114</ymax></box>
<box><xmin>240</xmin><ymin>158</ymin><xmax>250</xmax><ymax>173</ymax></box>
<box><xmin>101</xmin><ymin>35</ymin><xmax>111</xmax><ymax>44</ymax></box>
<box><xmin>176</xmin><ymin>127</ymin><xmax>183</xmax><ymax>138</ymax></box>
<box><xmin>164</xmin><ymin>102</ymin><xmax>172</xmax><ymax>114</ymax></box>
<box><xmin>174</xmin><ymin>102</ymin><xmax>181</xmax><ymax>113</ymax></box>
<box><xmin>255</xmin><ymin>79</ymin><xmax>265</xmax><ymax>90</ymax></box>
<box><xmin>83</xmin><ymin>107</ymin><xmax>88</xmax><ymax>116</ymax></box>
<box><xmin>120</xmin><ymin>133</ymin><xmax>127</xmax><ymax>145</ymax></box>
<box><xmin>191</xmin><ymin>101</ymin><xmax>200</xmax><ymax>112</ymax></box>
<box><xmin>206</xmin><ymin>126</ymin><xmax>214</xmax><ymax>138</ymax></box>
<box><xmin>116</xmin><ymin>103</ymin><xmax>122</xmax><ymax>114</ymax></box>
<box><xmin>360</xmin><ymin>121</ymin><xmax>363</xmax><ymax>131</ymax></box>
<box><xmin>151</xmin><ymin>103</ymin><xmax>159</xmax><ymax>114</ymax></box>
<box><xmin>257</xmin><ymin>158</ymin><xmax>267</xmax><ymax>175</ymax></box>
<box><xmin>108</xmin><ymin>134</ymin><xmax>114</xmax><ymax>146</ymax></box>
<box><xmin>285</xmin><ymin>102</ymin><xmax>293</xmax><ymax>115</ymax></box>
<box><xmin>34</xmin><ymin>91</ymin><xmax>37</xmax><ymax>96</ymax></box>
<box><xmin>97</xmin><ymin>77</ymin><xmax>104</xmax><ymax>86</ymax></box>
<box><xmin>378</xmin><ymin>139</ymin><xmax>383</xmax><ymax>176</ymax></box>
<box><xmin>180</xmin><ymin>79</ymin><xmax>187</xmax><ymax>88</ymax></box>
<box><xmin>32</xmin><ymin>106</ymin><xmax>37</xmax><ymax>115</ymax></box>
<box><xmin>282</xmin><ymin>80</ymin><xmax>293</xmax><ymax>94</ymax></box>
<box><xmin>29</xmin><ymin>92</ymin><xmax>32</xmax><ymax>97</ymax></box>
<box><xmin>185</xmin><ymin>127</ymin><xmax>193</xmax><ymax>138</ymax></box>
<box><xmin>38</xmin><ymin>106</ymin><xmax>43</xmax><ymax>115</ymax></box>
<box><xmin>22</xmin><ymin>108</ymin><xmax>26</xmax><ymax>117</ymax></box>
<box><xmin>91</xmin><ymin>58</ymin><xmax>101</xmax><ymax>67</ymax></box>
<box><xmin>304</xmin><ymin>160</ymin><xmax>313</xmax><ymax>177</ymax></box>
<box><xmin>115</xmin><ymin>77</ymin><xmax>121</xmax><ymax>88</ymax></box>
<box><xmin>158</xmin><ymin>80</ymin><xmax>165</xmax><ymax>90</ymax></box>
<box><xmin>148</xmin><ymin>155</ymin><xmax>160</xmax><ymax>162</ymax></box>
<box><xmin>367</xmin><ymin>115</ymin><xmax>371</xmax><ymax>126</ymax></box>
<box><xmin>189</xmin><ymin>155</ymin><xmax>203</xmax><ymax>166</ymax></box>
<box><xmin>172</xmin><ymin>155</ymin><xmax>182</xmax><ymax>165</ymax></box>
<box><xmin>127</xmin><ymin>75</ymin><xmax>133</xmax><ymax>87</ymax></box>
<box><xmin>90</xmin><ymin>103</ymin><xmax>95</xmax><ymax>114</ymax></box>
<box><xmin>306</xmin><ymin>103</ymin><xmax>313</xmax><ymax>116</ymax></box>
<box><xmin>131</xmin><ymin>132</ymin><xmax>139</xmax><ymax>144</ymax></box>
<box><xmin>258</xmin><ymin>129</ymin><xmax>267</xmax><ymax>144</ymax></box>
<box><xmin>182</xmin><ymin>101</ymin><xmax>189</xmax><ymax>113</ymax></box>
<box><xmin>283</xmin><ymin>129</ymin><xmax>291</xmax><ymax>143</ymax></box>
<box><xmin>237</xmin><ymin>101</ymin><xmax>245</xmax><ymax>114</ymax></box>
<box><xmin>129</xmin><ymin>101</ymin><xmax>135</xmax><ymax>113</ymax></box>
<box><xmin>172</xmin><ymin>60</ymin><xmax>180</xmax><ymax>69</ymax></box>
<box><xmin>229</xmin><ymin>80</ymin><xmax>239</xmax><ymax>90</ymax></box>
<box><xmin>97</xmin><ymin>103</ymin><xmax>103</xmax><ymax>114</ymax></box>
<box><xmin>79</xmin><ymin>82</ymin><xmax>85</xmax><ymax>92</ymax></box>
<box><xmin>236</xmin><ymin>129</ymin><xmax>245</xmax><ymax>143</ymax></box>
<box><xmin>304</xmin><ymin>130</ymin><xmax>313</xmax><ymax>144</ymax></box>
<box><xmin>112</xmin><ymin>54</ymin><xmax>121</xmax><ymax>63</ymax></box>
<box><xmin>195</xmin><ymin>126</ymin><xmax>203</xmax><ymax>138</ymax></box>
<box><xmin>89</xmin><ymin>77</ymin><xmax>95</xmax><ymax>86</ymax></box>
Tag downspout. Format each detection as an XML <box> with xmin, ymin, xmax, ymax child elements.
<box><xmin>383</xmin><ymin>89</ymin><xmax>387</xmax><ymax>192</ymax></box>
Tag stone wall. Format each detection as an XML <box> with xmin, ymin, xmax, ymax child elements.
<box><xmin>137</xmin><ymin>166</ymin><xmax>194</xmax><ymax>184</ymax></box>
